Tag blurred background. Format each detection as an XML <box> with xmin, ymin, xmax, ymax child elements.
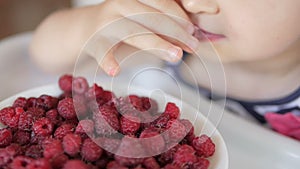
<box><xmin>0</xmin><ymin>0</ymin><xmax>71</xmax><ymax>39</ymax></box>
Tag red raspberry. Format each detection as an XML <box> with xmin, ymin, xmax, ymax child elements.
<box><xmin>191</xmin><ymin>157</ymin><xmax>210</xmax><ymax>169</ymax></box>
<box><xmin>0</xmin><ymin>148</ymin><xmax>11</xmax><ymax>167</ymax></box>
<box><xmin>50</xmin><ymin>154</ymin><xmax>69</xmax><ymax>169</ymax></box>
<box><xmin>0</xmin><ymin>128</ymin><xmax>12</xmax><ymax>147</ymax></box>
<box><xmin>13</xmin><ymin>97</ymin><xmax>27</xmax><ymax>109</ymax></box>
<box><xmin>26</xmin><ymin>107</ymin><xmax>45</xmax><ymax>120</ymax></box>
<box><xmin>142</xmin><ymin>157</ymin><xmax>160</xmax><ymax>169</ymax></box>
<box><xmin>85</xmin><ymin>84</ymin><xmax>104</xmax><ymax>101</ymax></box>
<box><xmin>192</xmin><ymin>135</ymin><xmax>215</xmax><ymax>157</ymax></box>
<box><xmin>63</xmin><ymin>160</ymin><xmax>89</xmax><ymax>169</ymax></box>
<box><xmin>165</xmin><ymin>119</ymin><xmax>186</xmax><ymax>143</ymax></box>
<box><xmin>81</xmin><ymin>138</ymin><xmax>103</xmax><ymax>162</ymax></box>
<box><xmin>164</xmin><ymin>102</ymin><xmax>180</xmax><ymax>119</ymax></box>
<box><xmin>120</xmin><ymin>114</ymin><xmax>141</xmax><ymax>135</ymax></box>
<box><xmin>95</xmin><ymin>137</ymin><xmax>121</xmax><ymax>156</ymax></box>
<box><xmin>173</xmin><ymin>145</ymin><xmax>197</xmax><ymax>168</ymax></box>
<box><xmin>0</xmin><ymin>107</ymin><xmax>22</xmax><ymax>128</ymax></box>
<box><xmin>58</xmin><ymin>97</ymin><xmax>76</xmax><ymax>120</ymax></box>
<box><xmin>13</xmin><ymin>130</ymin><xmax>31</xmax><ymax>145</ymax></box>
<box><xmin>45</xmin><ymin>109</ymin><xmax>62</xmax><ymax>126</ymax></box>
<box><xmin>25</xmin><ymin>145</ymin><xmax>43</xmax><ymax>159</ymax></box>
<box><xmin>27</xmin><ymin>158</ymin><xmax>51</xmax><ymax>169</ymax></box>
<box><xmin>95</xmin><ymin>90</ymin><xmax>115</xmax><ymax>106</ymax></box>
<box><xmin>72</xmin><ymin>76</ymin><xmax>89</xmax><ymax>94</ymax></box>
<box><xmin>18</xmin><ymin>112</ymin><xmax>34</xmax><ymax>131</ymax></box>
<box><xmin>62</xmin><ymin>133</ymin><xmax>82</xmax><ymax>156</ymax></box>
<box><xmin>141</xmin><ymin>97</ymin><xmax>158</xmax><ymax>113</ymax></box>
<box><xmin>93</xmin><ymin>104</ymin><xmax>120</xmax><ymax>135</ymax></box>
<box><xmin>180</xmin><ymin>119</ymin><xmax>195</xmax><ymax>143</ymax></box>
<box><xmin>59</xmin><ymin>74</ymin><xmax>73</xmax><ymax>93</ymax></box>
<box><xmin>54</xmin><ymin>123</ymin><xmax>75</xmax><ymax>140</ymax></box>
<box><xmin>38</xmin><ymin>95</ymin><xmax>58</xmax><ymax>111</ymax></box>
<box><xmin>106</xmin><ymin>161</ymin><xmax>128</xmax><ymax>169</ymax></box>
<box><xmin>5</xmin><ymin>144</ymin><xmax>23</xmax><ymax>157</ymax></box>
<box><xmin>75</xmin><ymin>119</ymin><xmax>94</xmax><ymax>135</ymax></box>
<box><xmin>128</xmin><ymin>95</ymin><xmax>144</xmax><ymax>111</ymax></box>
<box><xmin>10</xmin><ymin>156</ymin><xmax>33</xmax><ymax>168</ymax></box>
<box><xmin>139</xmin><ymin>128</ymin><xmax>165</xmax><ymax>155</ymax></box>
<box><xmin>157</xmin><ymin>144</ymin><xmax>180</xmax><ymax>165</ymax></box>
<box><xmin>42</xmin><ymin>138</ymin><xmax>63</xmax><ymax>159</ymax></box>
<box><xmin>115</xmin><ymin>136</ymin><xmax>145</xmax><ymax>167</ymax></box>
<box><xmin>32</xmin><ymin>117</ymin><xmax>54</xmax><ymax>136</ymax></box>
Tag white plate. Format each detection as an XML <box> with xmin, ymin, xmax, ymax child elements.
<box><xmin>0</xmin><ymin>83</ymin><xmax>229</xmax><ymax>169</ymax></box>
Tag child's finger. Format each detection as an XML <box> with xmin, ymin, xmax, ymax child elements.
<box><xmin>99</xmin><ymin>49</ymin><xmax>120</xmax><ymax>76</ymax></box>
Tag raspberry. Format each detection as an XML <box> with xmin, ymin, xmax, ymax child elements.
<box><xmin>164</xmin><ymin>102</ymin><xmax>180</xmax><ymax>119</ymax></box>
<box><xmin>38</xmin><ymin>95</ymin><xmax>58</xmax><ymax>111</ymax></box>
<box><xmin>95</xmin><ymin>137</ymin><xmax>121</xmax><ymax>156</ymax></box>
<box><xmin>62</xmin><ymin>133</ymin><xmax>82</xmax><ymax>156</ymax></box>
<box><xmin>72</xmin><ymin>76</ymin><xmax>89</xmax><ymax>94</ymax></box>
<box><xmin>63</xmin><ymin>160</ymin><xmax>89</xmax><ymax>169</ymax></box>
<box><xmin>42</xmin><ymin>138</ymin><xmax>63</xmax><ymax>159</ymax></box>
<box><xmin>58</xmin><ymin>97</ymin><xmax>76</xmax><ymax>120</ymax></box>
<box><xmin>50</xmin><ymin>154</ymin><xmax>69</xmax><ymax>169</ymax></box>
<box><xmin>18</xmin><ymin>112</ymin><xmax>34</xmax><ymax>131</ymax></box>
<box><xmin>10</xmin><ymin>156</ymin><xmax>33</xmax><ymax>168</ymax></box>
<box><xmin>128</xmin><ymin>95</ymin><xmax>144</xmax><ymax>111</ymax></box>
<box><xmin>0</xmin><ymin>149</ymin><xmax>11</xmax><ymax>167</ymax></box>
<box><xmin>141</xmin><ymin>97</ymin><xmax>158</xmax><ymax>113</ymax></box>
<box><xmin>163</xmin><ymin>164</ymin><xmax>180</xmax><ymax>169</ymax></box>
<box><xmin>27</xmin><ymin>158</ymin><xmax>51</xmax><ymax>169</ymax></box>
<box><xmin>165</xmin><ymin>119</ymin><xmax>186</xmax><ymax>143</ymax></box>
<box><xmin>0</xmin><ymin>107</ymin><xmax>22</xmax><ymax>128</ymax></box>
<box><xmin>5</xmin><ymin>144</ymin><xmax>23</xmax><ymax>157</ymax></box>
<box><xmin>13</xmin><ymin>97</ymin><xmax>27</xmax><ymax>109</ymax></box>
<box><xmin>54</xmin><ymin>123</ymin><xmax>75</xmax><ymax>140</ymax></box>
<box><xmin>93</xmin><ymin>104</ymin><xmax>120</xmax><ymax>135</ymax></box>
<box><xmin>151</xmin><ymin>113</ymin><xmax>170</xmax><ymax>129</ymax></box>
<box><xmin>120</xmin><ymin>114</ymin><xmax>141</xmax><ymax>135</ymax></box>
<box><xmin>81</xmin><ymin>138</ymin><xmax>103</xmax><ymax>162</ymax></box>
<box><xmin>13</xmin><ymin>130</ymin><xmax>31</xmax><ymax>145</ymax></box>
<box><xmin>139</xmin><ymin>128</ymin><xmax>165</xmax><ymax>155</ymax></box>
<box><xmin>115</xmin><ymin>136</ymin><xmax>145</xmax><ymax>167</ymax></box>
<box><xmin>192</xmin><ymin>135</ymin><xmax>215</xmax><ymax>157</ymax></box>
<box><xmin>157</xmin><ymin>144</ymin><xmax>180</xmax><ymax>165</ymax></box>
<box><xmin>98</xmin><ymin>90</ymin><xmax>115</xmax><ymax>106</ymax></box>
<box><xmin>173</xmin><ymin>144</ymin><xmax>197</xmax><ymax>168</ymax></box>
<box><xmin>0</xmin><ymin>129</ymin><xmax>12</xmax><ymax>148</ymax></box>
<box><xmin>191</xmin><ymin>157</ymin><xmax>210</xmax><ymax>169</ymax></box>
<box><xmin>106</xmin><ymin>161</ymin><xmax>128</xmax><ymax>169</ymax></box>
<box><xmin>59</xmin><ymin>74</ymin><xmax>73</xmax><ymax>93</ymax></box>
<box><xmin>85</xmin><ymin>84</ymin><xmax>104</xmax><ymax>101</ymax></box>
<box><xmin>32</xmin><ymin>117</ymin><xmax>54</xmax><ymax>136</ymax></box>
<box><xmin>45</xmin><ymin>109</ymin><xmax>61</xmax><ymax>126</ymax></box>
<box><xmin>25</xmin><ymin>145</ymin><xmax>43</xmax><ymax>159</ymax></box>
<box><xmin>75</xmin><ymin>119</ymin><xmax>94</xmax><ymax>135</ymax></box>
<box><xmin>180</xmin><ymin>119</ymin><xmax>195</xmax><ymax>143</ymax></box>
<box><xmin>142</xmin><ymin>157</ymin><xmax>160</xmax><ymax>169</ymax></box>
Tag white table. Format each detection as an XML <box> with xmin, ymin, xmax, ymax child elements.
<box><xmin>1</xmin><ymin>32</ymin><xmax>300</xmax><ymax>169</ymax></box>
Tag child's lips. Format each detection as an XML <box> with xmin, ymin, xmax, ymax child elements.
<box><xmin>193</xmin><ymin>26</ymin><xmax>225</xmax><ymax>41</ymax></box>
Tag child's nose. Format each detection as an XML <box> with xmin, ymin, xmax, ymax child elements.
<box><xmin>181</xmin><ymin>0</ymin><xmax>219</xmax><ymax>14</ymax></box>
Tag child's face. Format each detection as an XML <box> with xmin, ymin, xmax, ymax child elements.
<box><xmin>181</xmin><ymin>0</ymin><xmax>300</xmax><ymax>62</ymax></box>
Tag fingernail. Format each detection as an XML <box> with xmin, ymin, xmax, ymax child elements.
<box><xmin>107</xmin><ymin>67</ymin><xmax>119</xmax><ymax>76</ymax></box>
<box><xmin>168</xmin><ymin>46</ymin><xmax>182</xmax><ymax>61</ymax></box>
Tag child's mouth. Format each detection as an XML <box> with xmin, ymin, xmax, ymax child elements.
<box><xmin>193</xmin><ymin>26</ymin><xmax>225</xmax><ymax>41</ymax></box>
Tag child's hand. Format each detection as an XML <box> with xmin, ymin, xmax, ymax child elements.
<box><xmin>30</xmin><ymin>0</ymin><xmax>198</xmax><ymax>76</ymax></box>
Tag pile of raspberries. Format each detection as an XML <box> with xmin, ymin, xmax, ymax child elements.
<box><xmin>0</xmin><ymin>74</ymin><xmax>215</xmax><ymax>169</ymax></box>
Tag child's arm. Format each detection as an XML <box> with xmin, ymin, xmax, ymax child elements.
<box><xmin>30</xmin><ymin>0</ymin><xmax>198</xmax><ymax>75</ymax></box>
